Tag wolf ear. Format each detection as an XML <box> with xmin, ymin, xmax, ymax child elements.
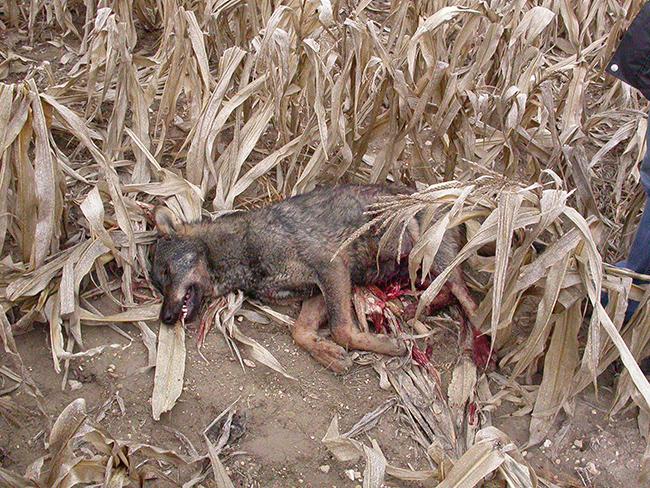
<box><xmin>154</xmin><ymin>207</ymin><xmax>182</xmax><ymax>236</ymax></box>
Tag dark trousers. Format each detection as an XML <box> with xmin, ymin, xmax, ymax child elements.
<box><xmin>616</xmin><ymin>115</ymin><xmax>650</xmax><ymax>322</ymax></box>
<box><xmin>621</xmin><ymin>115</ymin><xmax>650</xmax><ymax>277</ymax></box>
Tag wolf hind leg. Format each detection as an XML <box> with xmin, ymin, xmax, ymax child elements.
<box><xmin>292</xmin><ymin>295</ymin><xmax>353</xmax><ymax>373</ymax></box>
<box><xmin>318</xmin><ymin>258</ymin><xmax>406</xmax><ymax>357</ymax></box>
<box><xmin>448</xmin><ymin>267</ymin><xmax>479</xmax><ymax>327</ymax></box>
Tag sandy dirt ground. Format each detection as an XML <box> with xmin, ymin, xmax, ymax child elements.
<box><xmin>1</xmin><ymin>308</ymin><xmax>645</xmax><ymax>487</ymax></box>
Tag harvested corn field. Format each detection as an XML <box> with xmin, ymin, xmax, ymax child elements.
<box><xmin>1</xmin><ymin>1</ymin><xmax>650</xmax><ymax>487</ymax></box>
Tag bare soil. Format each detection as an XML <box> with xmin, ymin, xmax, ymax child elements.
<box><xmin>1</xmin><ymin>310</ymin><xmax>646</xmax><ymax>487</ymax></box>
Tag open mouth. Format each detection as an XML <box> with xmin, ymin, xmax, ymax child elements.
<box><xmin>180</xmin><ymin>292</ymin><xmax>190</xmax><ymax>323</ymax></box>
<box><xmin>179</xmin><ymin>285</ymin><xmax>199</xmax><ymax>325</ymax></box>
<box><xmin>160</xmin><ymin>285</ymin><xmax>202</xmax><ymax>326</ymax></box>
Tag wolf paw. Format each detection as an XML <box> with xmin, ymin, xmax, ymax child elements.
<box><xmin>311</xmin><ymin>340</ymin><xmax>353</xmax><ymax>373</ymax></box>
<box><xmin>370</xmin><ymin>335</ymin><xmax>407</xmax><ymax>357</ymax></box>
<box><xmin>391</xmin><ymin>337</ymin><xmax>408</xmax><ymax>356</ymax></box>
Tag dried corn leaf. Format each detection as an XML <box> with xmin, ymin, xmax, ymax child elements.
<box><xmin>322</xmin><ymin>415</ymin><xmax>436</xmax><ymax>482</ymax></box>
<box><xmin>0</xmin><ymin>468</ymin><xmax>32</xmax><ymax>488</ymax></box>
<box><xmin>448</xmin><ymin>357</ymin><xmax>477</xmax><ymax>417</ymax></box>
<box><xmin>363</xmin><ymin>439</ymin><xmax>387</xmax><ymax>488</ymax></box>
<box><xmin>79</xmin><ymin>304</ymin><xmax>161</xmax><ymax>323</ymax></box>
<box><xmin>230</xmin><ymin>323</ymin><xmax>296</xmax><ymax>380</ymax></box>
<box><xmin>210</xmin><ymin>292</ymin><xmax>295</xmax><ymax>380</ymax></box>
<box><xmin>152</xmin><ymin>322</ymin><xmax>186</xmax><ymax>420</ymax></box>
<box><xmin>407</xmin><ymin>7</ymin><xmax>479</xmax><ymax>78</ymax></box>
<box><xmin>322</xmin><ymin>415</ymin><xmax>365</xmax><ymax>463</ymax></box>
<box><xmin>491</xmin><ymin>191</ymin><xmax>523</xmax><ymax>341</ymax></box>
<box><xmin>206</xmin><ymin>436</ymin><xmax>236</xmax><ymax>488</ymax></box>
<box><xmin>437</xmin><ymin>427</ymin><xmax>533</xmax><ymax>488</ymax></box>
<box><xmin>509</xmin><ymin>7</ymin><xmax>555</xmax><ymax>47</ymax></box>
<box><xmin>529</xmin><ymin>303</ymin><xmax>581</xmax><ymax>445</ymax></box>
<box><xmin>28</xmin><ymin>79</ymin><xmax>61</xmax><ymax>269</ymax></box>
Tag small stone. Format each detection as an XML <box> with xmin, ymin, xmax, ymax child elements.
<box><xmin>591</xmin><ymin>409</ymin><xmax>597</xmax><ymax>415</ymax></box>
<box><xmin>586</xmin><ymin>462</ymin><xmax>600</xmax><ymax>476</ymax></box>
<box><xmin>68</xmin><ymin>380</ymin><xmax>82</xmax><ymax>391</ymax></box>
<box><xmin>344</xmin><ymin>469</ymin><xmax>355</xmax><ymax>481</ymax></box>
<box><xmin>319</xmin><ymin>465</ymin><xmax>330</xmax><ymax>473</ymax></box>
<box><xmin>243</xmin><ymin>359</ymin><xmax>256</xmax><ymax>368</ymax></box>
<box><xmin>107</xmin><ymin>364</ymin><xmax>116</xmax><ymax>372</ymax></box>
<box><xmin>573</xmin><ymin>439</ymin><xmax>583</xmax><ymax>449</ymax></box>
<box><xmin>543</xmin><ymin>439</ymin><xmax>552</xmax><ymax>448</ymax></box>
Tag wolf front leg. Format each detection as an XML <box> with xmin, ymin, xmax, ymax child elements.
<box><xmin>291</xmin><ymin>295</ymin><xmax>353</xmax><ymax>373</ymax></box>
<box><xmin>318</xmin><ymin>257</ymin><xmax>406</xmax><ymax>356</ymax></box>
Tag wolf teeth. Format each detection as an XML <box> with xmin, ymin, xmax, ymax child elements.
<box><xmin>180</xmin><ymin>302</ymin><xmax>188</xmax><ymax>323</ymax></box>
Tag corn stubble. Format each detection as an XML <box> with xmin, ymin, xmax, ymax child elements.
<box><xmin>1</xmin><ymin>0</ymin><xmax>650</xmax><ymax>486</ymax></box>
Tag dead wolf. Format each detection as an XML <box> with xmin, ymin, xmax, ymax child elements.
<box><xmin>151</xmin><ymin>184</ymin><xmax>477</xmax><ymax>372</ymax></box>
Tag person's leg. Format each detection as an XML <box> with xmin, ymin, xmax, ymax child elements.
<box><xmin>622</xmin><ymin>201</ymin><xmax>650</xmax><ymax>273</ymax></box>
<box><xmin>641</xmin><ymin>114</ymin><xmax>650</xmax><ymax>198</ymax></box>
<box><xmin>626</xmin><ymin>116</ymin><xmax>650</xmax><ymax>271</ymax></box>
<box><xmin>617</xmin><ymin>114</ymin><xmax>650</xmax><ymax>321</ymax></box>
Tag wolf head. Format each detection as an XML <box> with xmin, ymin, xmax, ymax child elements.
<box><xmin>151</xmin><ymin>207</ymin><xmax>211</xmax><ymax>325</ymax></box>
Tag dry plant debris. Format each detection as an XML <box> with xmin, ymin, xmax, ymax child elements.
<box><xmin>0</xmin><ymin>397</ymin><xmax>247</xmax><ymax>487</ymax></box>
<box><xmin>1</xmin><ymin>0</ymin><xmax>650</xmax><ymax>486</ymax></box>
